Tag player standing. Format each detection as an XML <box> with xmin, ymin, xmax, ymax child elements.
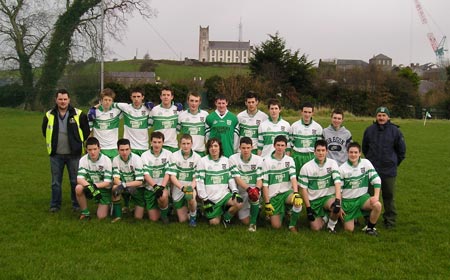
<box><xmin>322</xmin><ymin>109</ymin><xmax>352</xmax><ymax>166</ymax></box>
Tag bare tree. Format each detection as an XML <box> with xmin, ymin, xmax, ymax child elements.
<box><xmin>0</xmin><ymin>0</ymin><xmax>155</xmax><ymax>110</ymax></box>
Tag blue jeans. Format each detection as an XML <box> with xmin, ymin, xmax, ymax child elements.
<box><xmin>49</xmin><ymin>154</ymin><xmax>81</xmax><ymax>209</ymax></box>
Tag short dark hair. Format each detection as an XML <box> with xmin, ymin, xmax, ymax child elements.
<box><xmin>151</xmin><ymin>131</ymin><xmax>165</xmax><ymax>142</ymax></box>
<box><xmin>245</xmin><ymin>91</ymin><xmax>259</xmax><ymax>101</ymax></box>
<box><xmin>214</xmin><ymin>94</ymin><xmax>228</xmax><ymax>102</ymax></box>
<box><xmin>55</xmin><ymin>89</ymin><xmax>70</xmax><ymax>98</ymax></box>
<box><xmin>331</xmin><ymin>109</ymin><xmax>344</xmax><ymax>118</ymax></box>
<box><xmin>187</xmin><ymin>92</ymin><xmax>201</xmax><ymax>101</ymax></box>
<box><xmin>85</xmin><ymin>137</ymin><xmax>100</xmax><ymax>147</ymax></box>
<box><xmin>161</xmin><ymin>86</ymin><xmax>173</xmax><ymax>95</ymax></box>
<box><xmin>240</xmin><ymin>136</ymin><xmax>253</xmax><ymax>146</ymax></box>
<box><xmin>180</xmin><ymin>134</ymin><xmax>193</xmax><ymax>143</ymax></box>
<box><xmin>117</xmin><ymin>138</ymin><xmax>131</xmax><ymax>149</ymax></box>
<box><xmin>347</xmin><ymin>142</ymin><xmax>361</xmax><ymax>152</ymax></box>
<box><xmin>267</xmin><ymin>98</ymin><xmax>281</xmax><ymax>109</ymax></box>
<box><xmin>206</xmin><ymin>138</ymin><xmax>223</xmax><ymax>158</ymax></box>
<box><xmin>130</xmin><ymin>87</ymin><xmax>144</xmax><ymax>96</ymax></box>
<box><xmin>273</xmin><ymin>135</ymin><xmax>288</xmax><ymax>146</ymax></box>
<box><xmin>314</xmin><ymin>139</ymin><xmax>328</xmax><ymax>150</ymax></box>
<box><xmin>300</xmin><ymin>102</ymin><xmax>314</xmax><ymax>111</ymax></box>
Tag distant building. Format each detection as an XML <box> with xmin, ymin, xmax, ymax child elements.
<box><xmin>105</xmin><ymin>72</ymin><xmax>156</xmax><ymax>85</ymax></box>
<box><xmin>198</xmin><ymin>26</ymin><xmax>252</xmax><ymax>63</ymax></box>
<box><xmin>369</xmin><ymin>53</ymin><xmax>392</xmax><ymax>70</ymax></box>
<box><xmin>318</xmin><ymin>58</ymin><xmax>369</xmax><ymax>71</ymax></box>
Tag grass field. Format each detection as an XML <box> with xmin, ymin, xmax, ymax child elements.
<box><xmin>0</xmin><ymin>108</ymin><xmax>449</xmax><ymax>279</ymax></box>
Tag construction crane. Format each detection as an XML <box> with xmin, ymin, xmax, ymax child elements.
<box><xmin>414</xmin><ymin>0</ymin><xmax>448</xmax><ymax>68</ymax></box>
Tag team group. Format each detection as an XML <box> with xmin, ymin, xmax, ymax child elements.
<box><xmin>42</xmin><ymin>87</ymin><xmax>406</xmax><ymax>235</ymax></box>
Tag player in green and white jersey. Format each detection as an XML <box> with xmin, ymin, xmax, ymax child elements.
<box><xmin>110</xmin><ymin>138</ymin><xmax>145</xmax><ymax>222</ymax></box>
<box><xmin>167</xmin><ymin>134</ymin><xmax>202</xmax><ymax>227</ymax></box>
<box><xmin>290</xmin><ymin>102</ymin><xmax>323</xmax><ymax>176</ymax></box>
<box><xmin>196</xmin><ymin>138</ymin><xmax>243</xmax><ymax>227</ymax></box>
<box><xmin>322</xmin><ymin>109</ymin><xmax>352</xmax><ymax>166</ymax></box>
<box><xmin>75</xmin><ymin>137</ymin><xmax>112</xmax><ymax>220</ymax></box>
<box><xmin>299</xmin><ymin>140</ymin><xmax>342</xmax><ymax>233</ymax></box>
<box><xmin>261</xmin><ymin>135</ymin><xmax>303</xmax><ymax>232</ymax></box>
<box><xmin>141</xmin><ymin>131</ymin><xmax>172</xmax><ymax>223</ymax></box>
<box><xmin>229</xmin><ymin>137</ymin><xmax>264</xmax><ymax>232</ymax></box>
<box><xmin>149</xmin><ymin>86</ymin><xmax>182</xmax><ymax>152</ymax></box>
<box><xmin>237</xmin><ymin>92</ymin><xmax>268</xmax><ymax>155</ymax></box>
<box><xmin>112</xmin><ymin>88</ymin><xmax>153</xmax><ymax>155</ymax></box>
<box><xmin>205</xmin><ymin>95</ymin><xmax>239</xmax><ymax>157</ymax></box>
<box><xmin>257</xmin><ymin>99</ymin><xmax>291</xmax><ymax>157</ymax></box>
<box><xmin>89</xmin><ymin>88</ymin><xmax>122</xmax><ymax>159</ymax></box>
<box><xmin>177</xmin><ymin>92</ymin><xmax>209</xmax><ymax>156</ymax></box>
<box><xmin>339</xmin><ymin>142</ymin><xmax>382</xmax><ymax>236</ymax></box>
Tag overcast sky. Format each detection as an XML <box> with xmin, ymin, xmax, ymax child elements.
<box><xmin>106</xmin><ymin>0</ymin><xmax>449</xmax><ymax>66</ymax></box>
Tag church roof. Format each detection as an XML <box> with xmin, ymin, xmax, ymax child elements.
<box><xmin>209</xmin><ymin>41</ymin><xmax>250</xmax><ymax>50</ymax></box>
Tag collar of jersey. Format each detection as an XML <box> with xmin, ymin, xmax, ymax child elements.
<box><xmin>208</xmin><ymin>155</ymin><xmax>221</xmax><ymax>162</ymax></box>
<box><xmin>268</xmin><ymin>116</ymin><xmax>281</xmax><ymax>123</ymax></box>
<box><xmin>314</xmin><ymin>157</ymin><xmax>327</xmax><ymax>166</ymax></box>
<box><xmin>270</xmin><ymin>151</ymin><xmax>285</xmax><ymax>161</ymax></box>
<box><xmin>88</xmin><ymin>153</ymin><xmax>102</xmax><ymax>162</ymax></box>
<box><xmin>120</xmin><ymin>153</ymin><xmax>131</xmax><ymax>163</ymax></box>
<box><xmin>188</xmin><ymin>108</ymin><xmax>200</xmax><ymax>114</ymax></box>
<box><xmin>347</xmin><ymin>157</ymin><xmax>361</xmax><ymax>167</ymax></box>
<box><xmin>240</xmin><ymin>154</ymin><xmax>252</xmax><ymax>163</ymax></box>
<box><xmin>181</xmin><ymin>150</ymin><xmax>193</xmax><ymax>159</ymax></box>
<box><xmin>302</xmin><ymin>118</ymin><xmax>313</xmax><ymax>126</ymax></box>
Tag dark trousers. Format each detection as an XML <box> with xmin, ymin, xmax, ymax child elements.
<box><xmin>369</xmin><ymin>176</ymin><xmax>397</xmax><ymax>227</ymax></box>
<box><xmin>50</xmin><ymin>154</ymin><xmax>80</xmax><ymax>209</ymax></box>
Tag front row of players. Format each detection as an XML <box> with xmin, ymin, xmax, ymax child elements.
<box><xmin>75</xmin><ymin>134</ymin><xmax>382</xmax><ymax>235</ymax></box>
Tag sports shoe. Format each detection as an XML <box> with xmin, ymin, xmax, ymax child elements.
<box><xmin>79</xmin><ymin>214</ymin><xmax>90</xmax><ymax>220</ymax></box>
<box><xmin>248</xmin><ymin>224</ymin><xmax>257</xmax><ymax>232</ymax></box>
<box><xmin>327</xmin><ymin>227</ymin><xmax>337</xmax><ymax>234</ymax></box>
<box><xmin>364</xmin><ymin>227</ymin><xmax>378</xmax><ymax>236</ymax></box>
<box><xmin>288</xmin><ymin>226</ymin><xmax>298</xmax><ymax>233</ymax></box>
<box><xmin>222</xmin><ymin>219</ymin><xmax>232</xmax><ymax>228</ymax></box>
<box><xmin>111</xmin><ymin>217</ymin><xmax>121</xmax><ymax>223</ymax></box>
<box><xmin>189</xmin><ymin>216</ymin><xmax>197</xmax><ymax>227</ymax></box>
<box><xmin>49</xmin><ymin>207</ymin><xmax>60</xmax><ymax>213</ymax></box>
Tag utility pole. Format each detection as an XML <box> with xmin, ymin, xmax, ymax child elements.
<box><xmin>100</xmin><ymin>0</ymin><xmax>105</xmax><ymax>91</ymax></box>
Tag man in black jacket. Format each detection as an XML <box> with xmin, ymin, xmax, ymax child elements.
<box><xmin>362</xmin><ymin>107</ymin><xmax>406</xmax><ymax>229</ymax></box>
<box><xmin>42</xmin><ymin>89</ymin><xmax>90</xmax><ymax>212</ymax></box>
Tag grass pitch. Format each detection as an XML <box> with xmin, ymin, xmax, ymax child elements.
<box><xmin>0</xmin><ymin>108</ymin><xmax>448</xmax><ymax>279</ymax></box>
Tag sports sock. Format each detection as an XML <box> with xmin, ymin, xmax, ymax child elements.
<box><xmin>160</xmin><ymin>206</ymin><xmax>169</xmax><ymax>218</ymax></box>
<box><xmin>189</xmin><ymin>210</ymin><xmax>197</xmax><ymax>218</ymax></box>
<box><xmin>223</xmin><ymin>211</ymin><xmax>232</xmax><ymax>222</ymax></box>
<box><xmin>113</xmin><ymin>201</ymin><xmax>122</xmax><ymax>218</ymax></box>
<box><xmin>289</xmin><ymin>210</ymin><xmax>300</xmax><ymax>227</ymax></box>
<box><xmin>368</xmin><ymin>221</ymin><xmax>376</xmax><ymax>229</ymax></box>
<box><xmin>250</xmin><ymin>203</ymin><xmax>260</xmax><ymax>225</ymax></box>
<box><xmin>81</xmin><ymin>209</ymin><xmax>90</xmax><ymax>216</ymax></box>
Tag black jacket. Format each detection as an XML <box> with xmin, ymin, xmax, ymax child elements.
<box><xmin>42</xmin><ymin>105</ymin><xmax>90</xmax><ymax>156</ymax></box>
<box><xmin>362</xmin><ymin>120</ymin><xmax>406</xmax><ymax>177</ymax></box>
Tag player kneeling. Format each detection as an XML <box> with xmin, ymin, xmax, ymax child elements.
<box><xmin>111</xmin><ymin>138</ymin><xmax>145</xmax><ymax>222</ymax></box>
<box><xmin>167</xmin><ymin>134</ymin><xmax>202</xmax><ymax>227</ymax></box>
<box><xmin>75</xmin><ymin>137</ymin><xmax>112</xmax><ymax>220</ymax></box>
<box><xmin>339</xmin><ymin>142</ymin><xmax>382</xmax><ymax>236</ymax></box>
<box><xmin>196</xmin><ymin>138</ymin><xmax>243</xmax><ymax>227</ymax></box>
<box><xmin>229</xmin><ymin>137</ymin><xmax>264</xmax><ymax>232</ymax></box>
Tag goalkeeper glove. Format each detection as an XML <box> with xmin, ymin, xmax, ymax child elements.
<box><xmin>175</xmin><ymin>102</ymin><xmax>183</xmax><ymax>111</ymax></box>
<box><xmin>84</xmin><ymin>184</ymin><xmax>102</xmax><ymax>200</ymax></box>
<box><xmin>306</xmin><ymin>207</ymin><xmax>316</xmax><ymax>221</ymax></box>
<box><xmin>126</xmin><ymin>187</ymin><xmax>137</xmax><ymax>195</ymax></box>
<box><xmin>144</xmin><ymin>101</ymin><xmax>155</xmax><ymax>110</ymax></box>
<box><xmin>203</xmin><ymin>199</ymin><xmax>215</xmax><ymax>214</ymax></box>
<box><xmin>87</xmin><ymin>107</ymin><xmax>96</xmax><ymax>122</ymax></box>
<box><xmin>332</xmin><ymin>198</ymin><xmax>341</xmax><ymax>214</ymax></box>
<box><xmin>153</xmin><ymin>184</ymin><xmax>165</xmax><ymax>199</ymax></box>
<box><xmin>113</xmin><ymin>182</ymin><xmax>126</xmax><ymax>197</ymax></box>
<box><xmin>246</xmin><ymin>187</ymin><xmax>260</xmax><ymax>202</ymax></box>
<box><xmin>265</xmin><ymin>202</ymin><xmax>275</xmax><ymax>216</ymax></box>
<box><xmin>181</xmin><ymin>186</ymin><xmax>194</xmax><ymax>201</ymax></box>
<box><xmin>291</xmin><ymin>192</ymin><xmax>303</xmax><ymax>207</ymax></box>
<box><xmin>232</xmin><ymin>191</ymin><xmax>243</xmax><ymax>203</ymax></box>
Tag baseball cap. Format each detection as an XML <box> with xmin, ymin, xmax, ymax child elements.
<box><xmin>376</xmin><ymin>106</ymin><xmax>390</xmax><ymax>116</ymax></box>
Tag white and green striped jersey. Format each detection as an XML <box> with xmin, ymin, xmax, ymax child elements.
<box><xmin>77</xmin><ymin>153</ymin><xmax>113</xmax><ymax>186</ymax></box>
<box><xmin>290</xmin><ymin>119</ymin><xmax>323</xmax><ymax>153</ymax></box>
<box><xmin>339</xmin><ymin>158</ymin><xmax>381</xmax><ymax>199</ymax></box>
<box><xmin>237</xmin><ymin>110</ymin><xmax>268</xmax><ymax>150</ymax></box>
<box><xmin>177</xmin><ymin>109</ymin><xmax>208</xmax><ymax>153</ymax></box>
<box><xmin>113</xmin><ymin>103</ymin><xmax>151</xmax><ymax>151</ymax></box>
<box><xmin>261</xmin><ymin>153</ymin><xmax>296</xmax><ymax>199</ymax></box>
<box><xmin>229</xmin><ymin>153</ymin><xmax>263</xmax><ymax>191</ymax></box>
<box><xmin>196</xmin><ymin>155</ymin><xmax>236</xmax><ymax>203</ymax></box>
<box><xmin>141</xmin><ymin>148</ymin><xmax>172</xmax><ymax>188</ymax></box>
<box><xmin>112</xmin><ymin>153</ymin><xmax>144</xmax><ymax>184</ymax></box>
<box><xmin>298</xmin><ymin>158</ymin><xmax>341</xmax><ymax>201</ymax></box>
<box><xmin>149</xmin><ymin>104</ymin><xmax>179</xmax><ymax>149</ymax></box>
<box><xmin>257</xmin><ymin>117</ymin><xmax>291</xmax><ymax>157</ymax></box>
<box><xmin>90</xmin><ymin>106</ymin><xmax>122</xmax><ymax>150</ymax></box>
<box><xmin>166</xmin><ymin>150</ymin><xmax>202</xmax><ymax>201</ymax></box>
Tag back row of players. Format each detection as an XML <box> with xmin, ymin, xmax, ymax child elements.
<box><xmin>81</xmin><ymin>87</ymin><xmax>380</xmax><ymax>235</ymax></box>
